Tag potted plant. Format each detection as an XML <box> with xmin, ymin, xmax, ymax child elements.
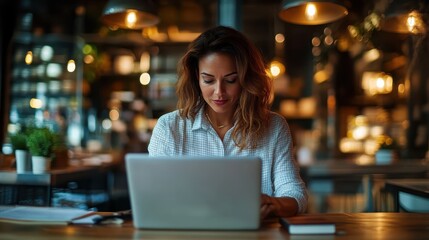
<box><xmin>9</xmin><ymin>124</ymin><xmax>36</xmax><ymax>173</ymax></box>
<box><xmin>9</xmin><ymin>130</ymin><xmax>31</xmax><ymax>173</ymax></box>
<box><xmin>375</xmin><ymin>136</ymin><xmax>398</xmax><ymax>165</ymax></box>
<box><xmin>27</xmin><ymin>127</ymin><xmax>58</xmax><ymax>173</ymax></box>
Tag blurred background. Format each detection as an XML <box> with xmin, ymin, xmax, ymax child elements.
<box><xmin>0</xmin><ymin>0</ymin><xmax>428</xmax><ymax>213</ymax></box>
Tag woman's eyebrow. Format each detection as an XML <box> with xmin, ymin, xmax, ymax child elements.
<box><xmin>224</xmin><ymin>72</ymin><xmax>238</xmax><ymax>77</ymax></box>
<box><xmin>200</xmin><ymin>72</ymin><xmax>238</xmax><ymax>77</ymax></box>
<box><xmin>200</xmin><ymin>72</ymin><xmax>214</xmax><ymax>77</ymax></box>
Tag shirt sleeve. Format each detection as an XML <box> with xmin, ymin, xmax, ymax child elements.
<box><xmin>148</xmin><ymin>113</ymin><xmax>173</xmax><ymax>156</ymax></box>
<box><xmin>271</xmin><ymin>115</ymin><xmax>308</xmax><ymax>213</ymax></box>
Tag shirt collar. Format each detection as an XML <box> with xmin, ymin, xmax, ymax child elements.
<box><xmin>192</xmin><ymin>107</ymin><xmax>210</xmax><ymax>131</ymax></box>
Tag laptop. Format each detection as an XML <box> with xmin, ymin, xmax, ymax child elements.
<box><xmin>125</xmin><ymin>153</ymin><xmax>262</xmax><ymax>230</ymax></box>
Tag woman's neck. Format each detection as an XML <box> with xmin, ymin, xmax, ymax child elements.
<box><xmin>205</xmin><ymin>108</ymin><xmax>234</xmax><ymax>130</ymax></box>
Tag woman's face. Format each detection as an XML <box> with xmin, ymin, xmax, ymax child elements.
<box><xmin>198</xmin><ymin>52</ymin><xmax>242</xmax><ymax>116</ymax></box>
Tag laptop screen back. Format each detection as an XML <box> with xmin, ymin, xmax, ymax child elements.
<box><xmin>125</xmin><ymin>154</ymin><xmax>261</xmax><ymax>230</ymax></box>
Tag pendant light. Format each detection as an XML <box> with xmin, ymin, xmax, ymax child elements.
<box><xmin>381</xmin><ymin>0</ymin><xmax>428</xmax><ymax>34</ymax></box>
<box><xmin>278</xmin><ymin>0</ymin><xmax>348</xmax><ymax>25</ymax></box>
<box><xmin>101</xmin><ymin>0</ymin><xmax>159</xmax><ymax>29</ymax></box>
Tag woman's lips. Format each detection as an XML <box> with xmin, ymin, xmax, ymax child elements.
<box><xmin>213</xmin><ymin>100</ymin><xmax>227</xmax><ymax>105</ymax></box>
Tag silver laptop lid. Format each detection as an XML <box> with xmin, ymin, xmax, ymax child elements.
<box><xmin>125</xmin><ymin>154</ymin><xmax>261</xmax><ymax>230</ymax></box>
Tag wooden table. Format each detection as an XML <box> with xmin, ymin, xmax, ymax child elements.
<box><xmin>302</xmin><ymin>159</ymin><xmax>429</xmax><ymax>212</ymax></box>
<box><xmin>384</xmin><ymin>178</ymin><xmax>429</xmax><ymax>212</ymax></box>
<box><xmin>0</xmin><ymin>212</ymin><xmax>428</xmax><ymax>239</ymax></box>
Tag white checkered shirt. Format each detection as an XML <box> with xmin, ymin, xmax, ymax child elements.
<box><xmin>148</xmin><ymin>108</ymin><xmax>308</xmax><ymax>213</ymax></box>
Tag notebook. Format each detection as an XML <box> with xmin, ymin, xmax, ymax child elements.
<box><xmin>280</xmin><ymin>216</ymin><xmax>336</xmax><ymax>234</ymax></box>
<box><xmin>125</xmin><ymin>153</ymin><xmax>262</xmax><ymax>230</ymax></box>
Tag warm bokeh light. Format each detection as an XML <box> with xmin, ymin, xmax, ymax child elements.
<box><xmin>336</xmin><ymin>37</ymin><xmax>349</xmax><ymax>52</ymax></box>
<box><xmin>355</xmin><ymin>115</ymin><xmax>368</xmax><ymax>126</ymax></box>
<box><xmin>352</xmin><ymin>126</ymin><xmax>369</xmax><ymax>140</ymax></box>
<box><xmin>269</xmin><ymin>60</ymin><xmax>285</xmax><ymax>78</ymax></box>
<box><xmin>339</xmin><ymin>138</ymin><xmax>363</xmax><ymax>153</ymax></box>
<box><xmin>363</xmin><ymin>48</ymin><xmax>381</xmax><ymax>63</ymax></box>
<box><xmin>362</xmin><ymin>72</ymin><xmax>393</xmax><ymax>95</ymax></box>
<box><xmin>347</xmin><ymin>115</ymin><xmax>369</xmax><ymax>141</ymax></box>
<box><xmin>140</xmin><ymin>72</ymin><xmax>151</xmax><ymax>85</ymax></box>
<box><xmin>298</xmin><ymin>97</ymin><xmax>316</xmax><ymax>117</ymax></box>
<box><xmin>271</xmin><ymin>65</ymin><xmax>280</xmax><ymax>77</ymax></box>
<box><xmin>324</xmin><ymin>35</ymin><xmax>333</xmax><ymax>45</ymax></box>
<box><xmin>126</xmin><ymin>11</ymin><xmax>138</xmax><ymax>28</ymax></box>
<box><xmin>114</xmin><ymin>55</ymin><xmax>134</xmax><ymax>75</ymax></box>
<box><xmin>140</xmin><ymin>52</ymin><xmax>150</xmax><ymax>72</ymax></box>
<box><xmin>324</xmin><ymin>27</ymin><xmax>332</xmax><ymax>35</ymax></box>
<box><xmin>142</xmin><ymin>26</ymin><xmax>168</xmax><ymax>42</ymax></box>
<box><xmin>364</xmin><ymin>138</ymin><xmax>378</xmax><ymax>155</ymax></box>
<box><xmin>314</xmin><ymin>69</ymin><xmax>329</xmax><ymax>83</ymax></box>
<box><xmin>376</xmin><ymin>77</ymin><xmax>385</xmax><ymax>88</ymax></box>
<box><xmin>347</xmin><ymin>25</ymin><xmax>358</xmax><ymax>38</ymax></box>
<box><xmin>355</xmin><ymin>154</ymin><xmax>374</xmax><ymax>165</ymax></box>
<box><xmin>275</xmin><ymin>33</ymin><xmax>285</xmax><ymax>43</ymax></box>
<box><xmin>398</xmin><ymin>83</ymin><xmax>405</xmax><ymax>96</ymax></box>
<box><xmin>167</xmin><ymin>26</ymin><xmax>201</xmax><ymax>42</ymax></box>
<box><xmin>311</xmin><ymin>37</ymin><xmax>321</xmax><ymax>47</ymax></box>
<box><xmin>67</xmin><ymin>59</ymin><xmax>76</xmax><ymax>72</ymax></box>
<box><xmin>29</xmin><ymin>98</ymin><xmax>43</xmax><ymax>109</ymax></box>
<box><xmin>84</xmin><ymin>55</ymin><xmax>94</xmax><ymax>64</ymax></box>
<box><xmin>407</xmin><ymin>14</ymin><xmax>417</xmax><ymax>32</ymax></box>
<box><xmin>109</xmin><ymin>109</ymin><xmax>120</xmax><ymax>121</ymax></box>
<box><xmin>305</xmin><ymin>3</ymin><xmax>317</xmax><ymax>20</ymax></box>
<box><xmin>370</xmin><ymin>126</ymin><xmax>384</xmax><ymax>138</ymax></box>
<box><xmin>406</xmin><ymin>11</ymin><xmax>424</xmax><ymax>34</ymax></box>
<box><xmin>25</xmin><ymin>51</ymin><xmax>33</xmax><ymax>65</ymax></box>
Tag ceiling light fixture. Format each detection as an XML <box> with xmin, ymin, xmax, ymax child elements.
<box><xmin>381</xmin><ymin>0</ymin><xmax>428</xmax><ymax>34</ymax></box>
<box><xmin>278</xmin><ymin>0</ymin><xmax>348</xmax><ymax>25</ymax></box>
<box><xmin>101</xmin><ymin>0</ymin><xmax>159</xmax><ymax>30</ymax></box>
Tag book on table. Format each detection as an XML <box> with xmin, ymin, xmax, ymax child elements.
<box><xmin>280</xmin><ymin>215</ymin><xmax>336</xmax><ymax>235</ymax></box>
<box><xmin>0</xmin><ymin>205</ymin><xmax>95</xmax><ymax>225</ymax></box>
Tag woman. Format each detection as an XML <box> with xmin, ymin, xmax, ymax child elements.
<box><xmin>148</xmin><ymin>25</ymin><xmax>308</xmax><ymax>218</ymax></box>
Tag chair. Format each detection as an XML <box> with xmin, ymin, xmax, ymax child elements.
<box><xmin>398</xmin><ymin>192</ymin><xmax>429</xmax><ymax>213</ymax></box>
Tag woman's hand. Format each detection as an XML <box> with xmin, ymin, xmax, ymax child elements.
<box><xmin>260</xmin><ymin>194</ymin><xmax>275</xmax><ymax>220</ymax></box>
<box><xmin>260</xmin><ymin>194</ymin><xmax>300</xmax><ymax>219</ymax></box>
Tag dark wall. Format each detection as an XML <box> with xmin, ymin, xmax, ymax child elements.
<box><xmin>0</xmin><ymin>1</ymin><xmax>19</xmax><ymax>145</ymax></box>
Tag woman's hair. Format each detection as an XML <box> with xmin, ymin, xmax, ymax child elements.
<box><xmin>176</xmin><ymin>25</ymin><xmax>272</xmax><ymax>150</ymax></box>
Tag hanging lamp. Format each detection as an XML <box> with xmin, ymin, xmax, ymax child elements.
<box><xmin>101</xmin><ymin>0</ymin><xmax>159</xmax><ymax>29</ymax></box>
<box><xmin>278</xmin><ymin>0</ymin><xmax>348</xmax><ymax>25</ymax></box>
<box><xmin>381</xmin><ymin>0</ymin><xmax>428</xmax><ymax>34</ymax></box>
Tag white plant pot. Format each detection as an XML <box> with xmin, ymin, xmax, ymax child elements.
<box><xmin>15</xmin><ymin>149</ymin><xmax>32</xmax><ymax>173</ymax></box>
<box><xmin>32</xmin><ymin>156</ymin><xmax>52</xmax><ymax>174</ymax></box>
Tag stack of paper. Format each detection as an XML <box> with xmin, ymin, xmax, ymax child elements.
<box><xmin>0</xmin><ymin>206</ymin><xmax>95</xmax><ymax>225</ymax></box>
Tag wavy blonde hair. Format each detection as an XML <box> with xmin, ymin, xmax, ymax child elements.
<box><xmin>176</xmin><ymin>26</ymin><xmax>272</xmax><ymax>150</ymax></box>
